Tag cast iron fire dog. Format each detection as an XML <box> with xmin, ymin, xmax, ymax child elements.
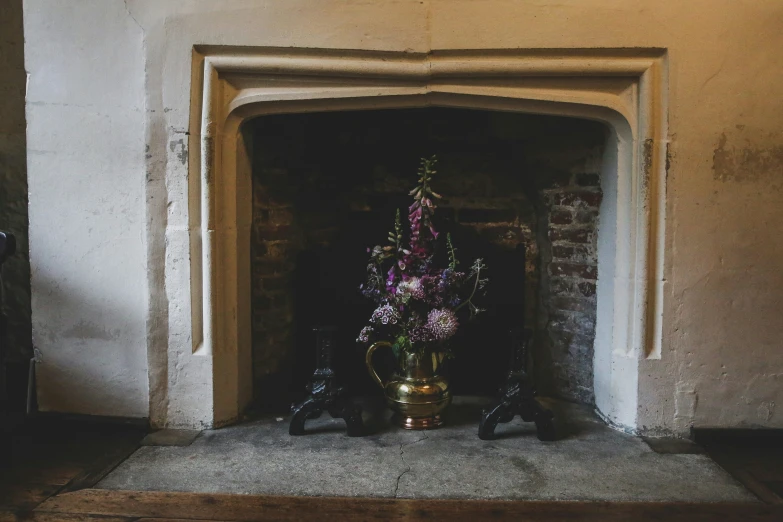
<box><xmin>289</xmin><ymin>326</ymin><xmax>365</xmax><ymax>436</ymax></box>
<box><xmin>478</xmin><ymin>328</ymin><xmax>556</xmax><ymax>441</ymax></box>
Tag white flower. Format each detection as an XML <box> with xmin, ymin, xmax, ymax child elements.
<box><xmin>371</xmin><ymin>304</ymin><xmax>400</xmax><ymax>325</ymax></box>
<box><xmin>357</xmin><ymin>326</ymin><xmax>373</xmax><ymax>343</ymax></box>
<box><xmin>397</xmin><ymin>277</ymin><xmax>425</xmax><ymax>300</ymax></box>
<box><xmin>427</xmin><ymin>308</ymin><xmax>459</xmax><ymax>340</ymax></box>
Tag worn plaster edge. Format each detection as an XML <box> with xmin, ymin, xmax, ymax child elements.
<box><xmin>595</xmin><ymin>407</ymin><xmax>639</xmax><ymax>435</ymax></box>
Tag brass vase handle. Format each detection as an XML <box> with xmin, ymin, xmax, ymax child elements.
<box><xmin>365</xmin><ymin>341</ymin><xmax>393</xmax><ymax>388</ymax></box>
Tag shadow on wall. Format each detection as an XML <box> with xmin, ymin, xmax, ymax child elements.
<box><xmin>0</xmin><ymin>0</ymin><xmax>33</xmax><ymax>411</ymax></box>
<box><xmin>26</xmin><ymin>269</ymin><xmax>148</xmax><ymax>418</ymax></box>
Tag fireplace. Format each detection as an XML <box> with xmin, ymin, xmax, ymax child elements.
<box><xmin>24</xmin><ymin>1</ymin><xmax>783</xmax><ymax>445</ymax></box>
<box><xmin>246</xmin><ymin>108</ymin><xmax>606</xmax><ymax>411</ymax></box>
<box><xmin>148</xmin><ymin>47</ymin><xmax>668</xmax><ymax>432</ymax></box>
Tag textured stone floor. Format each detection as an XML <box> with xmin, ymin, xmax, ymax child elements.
<box><xmin>98</xmin><ymin>397</ymin><xmax>757</xmax><ymax>502</ymax></box>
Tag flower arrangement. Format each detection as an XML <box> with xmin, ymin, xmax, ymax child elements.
<box><xmin>357</xmin><ymin>156</ymin><xmax>488</xmax><ymax>360</ymax></box>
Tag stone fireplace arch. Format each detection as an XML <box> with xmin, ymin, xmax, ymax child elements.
<box><xmin>169</xmin><ymin>47</ymin><xmax>667</xmax><ymax>431</ymax></box>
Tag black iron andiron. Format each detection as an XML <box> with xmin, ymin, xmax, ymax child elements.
<box><xmin>289</xmin><ymin>326</ymin><xmax>365</xmax><ymax>436</ymax></box>
<box><xmin>479</xmin><ymin>329</ymin><xmax>556</xmax><ymax>441</ymax></box>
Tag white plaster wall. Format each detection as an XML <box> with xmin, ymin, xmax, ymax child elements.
<box><xmin>24</xmin><ymin>0</ymin><xmax>149</xmax><ymax>417</ymax></box>
<box><xmin>24</xmin><ymin>0</ymin><xmax>783</xmax><ymax>430</ymax></box>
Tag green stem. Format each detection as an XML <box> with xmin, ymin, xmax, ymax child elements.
<box><xmin>455</xmin><ymin>265</ymin><xmax>482</xmax><ymax>313</ymax></box>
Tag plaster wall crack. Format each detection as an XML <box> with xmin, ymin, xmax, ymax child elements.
<box><xmin>698</xmin><ymin>55</ymin><xmax>727</xmax><ymax>97</ymax></box>
<box><xmin>393</xmin><ymin>434</ymin><xmax>428</xmax><ymax>498</ymax></box>
<box><xmin>123</xmin><ymin>0</ymin><xmax>144</xmax><ymax>32</ymax></box>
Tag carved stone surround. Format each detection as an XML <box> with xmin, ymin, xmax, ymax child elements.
<box><xmin>182</xmin><ymin>47</ymin><xmax>667</xmax><ymax>430</ymax></box>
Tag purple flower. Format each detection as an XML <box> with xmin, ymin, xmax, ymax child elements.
<box><xmin>371</xmin><ymin>304</ymin><xmax>400</xmax><ymax>325</ymax></box>
<box><xmin>358</xmin><ymin>157</ymin><xmax>486</xmax><ymax>356</ymax></box>
<box><xmin>420</xmin><ymin>275</ymin><xmax>445</xmax><ymax>306</ymax></box>
<box><xmin>427</xmin><ymin>308</ymin><xmax>459</xmax><ymax>341</ymax></box>
<box><xmin>410</xmin><ymin>324</ymin><xmax>435</xmax><ymax>343</ymax></box>
<box><xmin>357</xmin><ymin>326</ymin><xmax>373</xmax><ymax>344</ymax></box>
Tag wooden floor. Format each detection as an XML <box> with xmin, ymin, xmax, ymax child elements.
<box><xmin>2</xmin><ymin>489</ymin><xmax>778</xmax><ymax>522</ymax></box>
<box><xmin>2</xmin><ymin>417</ymin><xmax>783</xmax><ymax>521</ymax></box>
<box><xmin>703</xmin><ymin>442</ymin><xmax>783</xmax><ymax>505</ymax></box>
<box><xmin>0</xmin><ymin>415</ymin><xmax>145</xmax><ymax>513</ymax></box>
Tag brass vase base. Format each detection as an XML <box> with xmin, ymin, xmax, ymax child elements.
<box><xmin>394</xmin><ymin>414</ymin><xmax>443</xmax><ymax>430</ymax></box>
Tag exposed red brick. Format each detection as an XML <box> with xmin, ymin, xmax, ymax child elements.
<box><xmin>550</xmin><ymin>190</ymin><xmax>602</xmax><ymax>208</ymax></box>
<box><xmin>549</xmin><ymin>262</ymin><xmax>597</xmax><ymax>279</ymax></box>
<box><xmin>263</xmin><ymin>240</ymin><xmax>290</xmax><ymax>259</ymax></box>
<box><xmin>549</xmin><ymin>277</ymin><xmax>596</xmax><ymax>298</ymax></box>
<box><xmin>551</xmin><ymin>245</ymin><xmax>575</xmax><ymax>260</ymax></box>
<box><xmin>251</xmin><ymin>292</ymin><xmax>290</xmax><ymax>310</ymax></box>
<box><xmin>268</xmin><ymin>207</ymin><xmax>294</xmax><ymax>226</ymax></box>
<box><xmin>552</xmin><ymin>244</ymin><xmax>592</xmax><ymax>262</ymax></box>
<box><xmin>255</xmin><ymin>225</ymin><xmax>293</xmax><ymax>241</ymax></box>
<box><xmin>254</xmin><ymin>259</ymin><xmax>293</xmax><ymax>277</ymax></box>
<box><xmin>578</xmin><ymin>281</ymin><xmax>597</xmax><ymax>297</ymax></box>
<box><xmin>550</xmin><ymin>296</ymin><xmax>595</xmax><ymax>314</ymax></box>
<box><xmin>548</xmin><ymin>310</ymin><xmax>597</xmax><ymax>334</ymax></box>
<box><xmin>548</xmin><ymin>327</ymin><xmax>595</xmax><ymax>353</ymax></box>
<box><xmin>252</xmin><ymin>310</ymin><xmax>294</xmax><ymax>333</ymax></box>
<box><xmin>548</xmin><ymin>226</ymin><xmax>591</xmax><ymax>244</ymax></box>
<box><xmin>548</xmin><ymin>277</ymin><xmax>574</xmax><ymax>296</ymax></box>
<box><xmin>254</xmin><ymin>241</ymin><xmax>268</xmax><ymax>257</ymax></box>
<box><xmin>549</xmin><ymin>210</ymin><xmax>573</xmax><ymax>225</ymax></box>
<box><xmin>253</xmin><ymin>182</ymin><xmax>291</xmax><ymax>210</ymax></box>
<box><xmin>575</xmin><ymin>210</ymin><xmax>599</xmax><ymax>224</ymax></box>
<box><xmin>262</xmin><ymin>276</ymin><xmax>292</xmax><ymax>292</ymax></box>
<box><xmin>251</xmin><ymin>286</ymin><xmax>265</xmax><ymax>301</ymax></box>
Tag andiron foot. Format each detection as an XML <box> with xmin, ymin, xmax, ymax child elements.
<box><xmin>289</xmin><ymin>326</ymin><xmax>365</xmax><ymax>437</ymax></box>
<box><xmin>478</xmin><ymin>329</ymin><xmax>555</xmax><ymax>442</ymax></box>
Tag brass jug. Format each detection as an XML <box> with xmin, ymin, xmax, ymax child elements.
<box><xmin>365</xmin><ymin>342</ymin><xmax>452</xmax><ymax>429</ymax></box>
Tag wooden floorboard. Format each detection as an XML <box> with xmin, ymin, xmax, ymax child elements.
<box><xmin>704</xmin><ymin>444</ymin><xmax>783</xmax><ymax>504</ymax></box>
<box><xmin>0</xmin><ymin>514</ymin><xmax>134</xmax><ymax>522</ymax></box>
<box><xmin>0</xmin><ymin>417</ymin><xmax>147</xmax><ymax>519</ymax></box>
<box><xmin>0</xmin><ymin>483</ymin><xmax>63</xmax><ymax>512</ymax></box>
<box><xmin>29</xmin><ymin>489</ymin><xmax>783</xmax><ymax>522</ymax></box>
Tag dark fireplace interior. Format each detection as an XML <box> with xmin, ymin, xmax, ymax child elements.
<box><xmin>246</xmin><ymin>107</ymin><xmax>606</xmax><ymax>413</ymax></box>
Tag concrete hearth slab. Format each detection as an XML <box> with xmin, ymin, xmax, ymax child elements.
<box><xmin>97</xmin><ymin>398</ymin><xmax>756</xmax><ymax>502</ymax></box>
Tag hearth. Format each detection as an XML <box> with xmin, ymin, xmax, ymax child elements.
<box><xmin>245</xmin><ymin>108</ymin><xmax>606</xmax><ymax>413</ymax></box>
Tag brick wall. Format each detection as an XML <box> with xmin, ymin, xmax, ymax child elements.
<box><xmin>538</xmin><ymin>173</ymin><xmax>602</xmax><ymax>404</ymax></box>
<box><xmin>249</xmin><ymin>108</ymin><xmax>605</xmax><ymax>407</ymax></box>
<box><xmin>251</xmin><ymin>188</ymin><xmax>297</xmax><ymax>388</ymax></box>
